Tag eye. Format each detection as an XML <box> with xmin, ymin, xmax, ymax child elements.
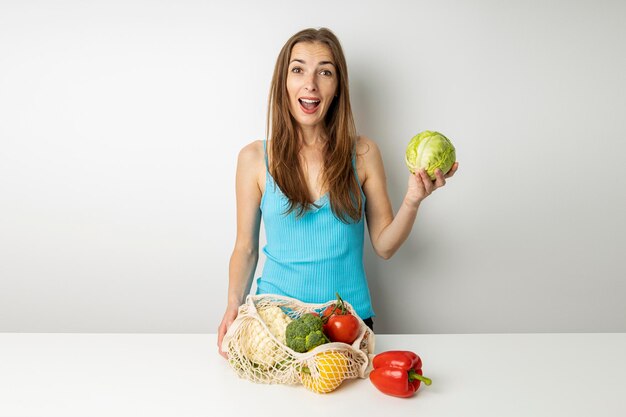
<box><xmin>290</xmin><ymin>66</ymin><xmax>302</xmax><ymax>74</ymax></box>
<box><xmin>320</xmin><ymin>69</ymin><xmax>333</xmax><ymax>76</ymax></box>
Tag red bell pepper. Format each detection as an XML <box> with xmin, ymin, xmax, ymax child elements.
<box><xmin>369</xmin><ymin>350</ymin><xmax>432</xmax><ymax>398</ymax></box>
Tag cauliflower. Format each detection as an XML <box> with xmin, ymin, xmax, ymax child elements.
<box><xmin>258</xmin><ymin>305</ymin><xmax>292</xmax><ymax>344</ymax></box>
<box><xmin>240</xmin><ymin>305</ymin><xmax>293</xmax><ymax>367</ymax></box>
<box><xmin>285</xmin><ymin>313</ymin><xmax>330</xmax><ymax>353</ymax></box>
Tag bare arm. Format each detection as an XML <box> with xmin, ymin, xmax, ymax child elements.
<box><xmin>359</xmin><ymin>136</ymin><xmax>458</xmax><ymax>259</ymax></box>
<box><xmin>217</xmin><ymin>141</ymin><xmax>263</xmax><ymax>357</ymax></box>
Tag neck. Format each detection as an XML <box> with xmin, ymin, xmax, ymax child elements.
<box><xmin>298</xmin><ymin>125</ymin><xmax>326</xmax><ymax>147</ymax></box>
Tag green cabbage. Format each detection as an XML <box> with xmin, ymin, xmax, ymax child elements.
<box><xmin>405</xmin><ymin>130</ymin><xmax>456</xmax><ymax>180</ymax></box>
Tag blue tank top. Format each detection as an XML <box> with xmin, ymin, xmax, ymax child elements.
<box><xmin>255</xmin><ymin>140</ymin><xmax>375</xmax><ymax>319</ymax></box>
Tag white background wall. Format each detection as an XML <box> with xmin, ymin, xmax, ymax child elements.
<box><xmin>1</xmin><ymin>0</ymin><xmax>624</xmax><ymax>334</ymax></box>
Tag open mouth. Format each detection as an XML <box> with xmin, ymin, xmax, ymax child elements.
<box><xmin>298</xmin><ymin>98</ymin><xmax>321</xmax><ymax>114</ymax></box>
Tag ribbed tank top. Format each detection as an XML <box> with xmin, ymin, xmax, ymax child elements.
<box><xmin>255</xmin><ymin>140</ymin><xmax>375</xmax><ymax>319</ymax></box>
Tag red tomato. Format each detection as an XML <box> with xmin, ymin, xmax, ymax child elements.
<box><xmin>324</xmin><ymin>314</ymin><xmax>360</xmax><ymax>344</ymax></box>
<box><xmin>322</xmin><ymin>304</ymin><xmax>347</xmax><ymax>319</ymax></box>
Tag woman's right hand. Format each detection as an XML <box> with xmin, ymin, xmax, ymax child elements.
<box><xmin>217</xmin><ymin>304</ymin><xmax>240</xmax><ymax>359</ymax></box>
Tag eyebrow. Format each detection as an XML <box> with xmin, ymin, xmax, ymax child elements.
<box><xmin>289</xmin><ymin>58</ymin><xmax>336</xmax><ymax>67</ymax></box>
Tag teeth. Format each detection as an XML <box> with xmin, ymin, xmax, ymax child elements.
<box><xmin>300</xmin><ymin>98</ymin><xmax>320</xmax><ymax>104</ymax></box>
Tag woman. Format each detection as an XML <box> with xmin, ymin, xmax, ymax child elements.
<box><xmin>217</xmin><ymin>28</ymin><xmax>458</xmax><ymax>357</ymax></box>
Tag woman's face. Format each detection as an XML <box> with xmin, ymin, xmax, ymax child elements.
<box><xmin>286</xmin><ymin>41</ymin><xmax>338</xmax><ymax>131</ymax></box>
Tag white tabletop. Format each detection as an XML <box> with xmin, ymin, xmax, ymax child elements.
<box><xmin>0</xmin><ymin>333</ymin><xmax>624</xmax><ymax>417</ymax></box>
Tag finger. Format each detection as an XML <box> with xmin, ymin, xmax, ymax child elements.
<box><xmin>445</xmin><ymin>162</ymin><xmax>459</xmax><ymax>178</ymax></box>
<box><xmin>420</xmin><ymin>169</ymin><xmax>435</xmax><ymax>193</ymax></box>
<box><xmin>434</xmin><ymin>169</ymin><xmax>446</xmax><ymax>188</ymax></box>
<box><xmin>412</xmin><ymin>171</ymin><xmax>426</xmax><ymax>191</ymax></box>
<box><xmin>217</xmin><ymin>332</ymin><xmax>229</xmax><ymax>359</ymax></box>
<box><xmin>217</xmin><ymin>324</ymin><xmax>227</xmax><ymax>352</ymax></box>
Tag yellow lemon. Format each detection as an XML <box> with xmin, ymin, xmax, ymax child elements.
<box><xmin>300</xmin><ymin>351</ymin><xmax>350</xmax><ymax>394</ymax></box>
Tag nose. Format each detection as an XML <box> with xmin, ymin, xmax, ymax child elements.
<box><xmin>304</xmin><ymin>72</ymin><xmax>317</xmax><ymax>92</ymax></box>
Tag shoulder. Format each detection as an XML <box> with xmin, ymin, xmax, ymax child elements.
<box><xmin>236</xmin><ymin>140</ymin><xmax>266</xmax><ymax>191</ymax></box>
<box><xmin>238</xmin><ymin>140</ymin><xmax>264</xmax><ymax>164</ymax></box>
<box><xmin>355</xmin><ymin>135</ymin><xmax>384</xmax><ymax>183</ymax></box>
<box><xmin>356</xmin><ymin>135</ymin><xmax>383</xmax><ymax>160</ymax></box>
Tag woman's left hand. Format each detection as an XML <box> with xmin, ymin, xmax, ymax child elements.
<box><xmin>405</xmin><ymin>162</ymin><xmax>459</xmax><ymax>207</ymax></box>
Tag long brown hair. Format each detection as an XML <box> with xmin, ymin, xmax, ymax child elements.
<box><xmin>266</xmin><ymin>27</ymin><xmax>362</xmax><ymax>223</ymax></box>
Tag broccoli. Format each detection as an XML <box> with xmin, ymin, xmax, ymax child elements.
<box><xmin>285</xmin><ymin>313</ymin><xmax>330</xmax><ymax>353</ymax></box>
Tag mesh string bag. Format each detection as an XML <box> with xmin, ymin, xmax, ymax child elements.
<box><xmin>221</xmin><ymin>294</ymin><xmax>376</xmax><ymax>393</ymax></box>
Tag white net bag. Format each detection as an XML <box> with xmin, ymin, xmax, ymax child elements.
<box><xmin>221</xmin><ymin>294</ymin><xmax>375</xmax><ymax>393</ymax></box>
